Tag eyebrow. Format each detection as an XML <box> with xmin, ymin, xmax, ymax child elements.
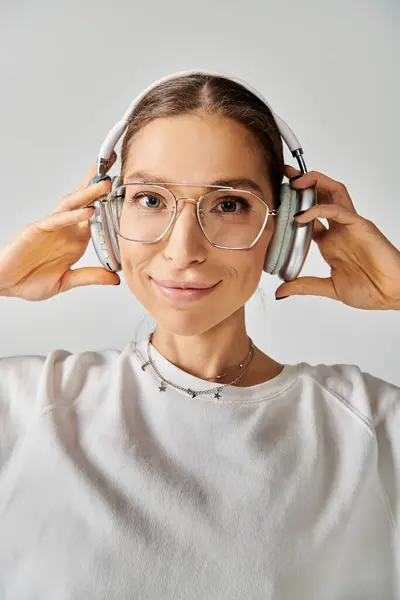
<box><xmin>124</xmin><ymin>170</ymin><xmax>263</xmax><ymax>195</ymax></box>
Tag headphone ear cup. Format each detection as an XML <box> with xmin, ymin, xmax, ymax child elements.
<box><xmin>263</xmin><ymin>183</ymin><xmax>299</xmax><ymax>276</ymax></box>
<box><xmin>103</xmin><ymin>175</ymin><xmax>123</xmax><ymax>266</ymax></box>
<box><xmin>87</xmin><ymin>174</ymin><xmax>123</xmax><ymax>273</ymax></box>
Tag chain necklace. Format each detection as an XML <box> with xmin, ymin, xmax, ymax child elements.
<box><xmin>141</xmin><ymin>332</ymin><xmax>255</xmax><ymax>399</ymax></box>
<box><xmin>204</xmin><ymin>341</ymin><xmax>253</xmax><ymax>381</ymax></box>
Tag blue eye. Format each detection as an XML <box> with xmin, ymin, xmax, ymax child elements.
<box><xmin>144</xmin><ymin>196</ymin><xmax>160</xmax><ymax>208</ymax></box>
<box><xmin>130</xmin><ymin>193</ymin><xmax>164</xmax><ymax>208</ymax></box>
<box><xmin>220</xmin><ymin>200</ymin><xmax>237</xmax><ymax>212</ymax></box>
<box><xmin>214</xmin><ymin>197</ymin><xmax>251</xmax><ymax>213</ymax></box>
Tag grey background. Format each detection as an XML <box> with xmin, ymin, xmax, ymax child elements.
<box><xmin>0</xmin><ymin>0</ymin><xmax>399</xmax><ymax>384</ymax></box>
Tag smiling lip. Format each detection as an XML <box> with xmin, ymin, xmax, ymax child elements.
<box><xmin>152</xmin><ymin>279</ymin><xmax>218</xmax><ymax>289</ymax></box>
<box><xmin>151</xmin><ymin>278</ymin><xmax>220</xmax><ymax>302</ymax></box>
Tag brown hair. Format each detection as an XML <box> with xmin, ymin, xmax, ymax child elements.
<box><xmin>120</xmin><ymin>73</ymin><xmax>284</xmax><ymax>210</ymax></box>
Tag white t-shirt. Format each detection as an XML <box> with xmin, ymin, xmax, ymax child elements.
<box><xmin>0</xmin><ymin>338</ymin><xmax>399</xmax><ymax>600</ymax></box>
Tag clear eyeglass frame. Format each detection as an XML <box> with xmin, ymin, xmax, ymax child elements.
<box><xmin>106</xmin><ymin>181</ymin><xmax>278</xmax><ymax>250</ymax></box>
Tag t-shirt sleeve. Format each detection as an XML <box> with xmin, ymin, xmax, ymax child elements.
<box><xmin>360</xmin><ymin>369</ymin><xmax>400</xmax><ymax>536</ymax></box>
<box><xmin>0</xmin><ymin>355</ymin><xmax>47</xmax><ymax>472</ymax></box>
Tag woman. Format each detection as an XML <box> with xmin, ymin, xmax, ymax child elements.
<box><xmin>0</xmin><ymin>72</ymin><xmax>399</xmax><ymax>599</ymax></box>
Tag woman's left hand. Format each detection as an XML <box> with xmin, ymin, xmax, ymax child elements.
<box><xmin>275</xmin><ymin>165</ymin><xmax>400</xmax><ymax>310</ymax></box>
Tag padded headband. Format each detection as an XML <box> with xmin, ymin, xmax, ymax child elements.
<box><xmin>95</xmin><ymin>69</ymin><xmax>308</xmax><ymax>178</ymax></box>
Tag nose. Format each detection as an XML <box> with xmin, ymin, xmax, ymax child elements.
<box><xmin>162</xmin><ymin>199</ymin><xmax>208</xmax><ymax>267</ymax></box>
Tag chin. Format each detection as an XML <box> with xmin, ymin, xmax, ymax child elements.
<box><xmin>125</xmin><ymin>269</ymin><xmax>248</xmax><ymax>337</ymax></box>
<box><xmin>124</xmin><ymin>282</ymin><xmax>216</xmax><ymax>337</ymax></box>
<box><xmin>151</xmin><ymin>311</ymin><xmax>219</xmax><ymax>337</ymax></box>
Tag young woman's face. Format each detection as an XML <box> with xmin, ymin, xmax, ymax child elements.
<box><xmin>119</xmin><ymin>110</ymin><xmax>276</xmax><ymax>336</ymax></box>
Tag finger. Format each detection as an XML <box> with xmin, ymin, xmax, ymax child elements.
<box><xmin>60</xmin><ymin>267</ymin><xmax>120</xmax><ymax>292</ymax></box>
<box><xmin>276</xmin><ymin>276</ymin><xmax>339</xmax><ymax>301</ymax></box>
<box><xmin>310</xmin><ymin>218</ymin><xmax>328</xmax><ymax>244</ymax></box>
<box><xmin>312</xmin><ymin>218</ymin><xmax>328</xmax><ymax>234</ymax></box>
<box><xmin>32</xmin><ymin>206</ymin><xmax>96</xmax><ymax>233</ymax></box>
<box><xmin>294</xmin><ymin>202</ymin><xmax>362</xmax><ymax>227</ymax></box>
<box><xmin>287</xmin><ymin>168</ymin><xmax>331</xmax><ymax>207</ymax></box>
<box><xmin>74</xmin><ymin>151</ymin><xmax>117</xmax><ymax>192</ymax></box>
<box><xmin>284</xmin><ymin>165</ymin><xmax>357</xmax><ymax>213</ymax></box>
<box><xmin>53</xmin><ymin>177</ymin><xmax>112</xmax><ymax>214</ymax></box>
<box><xmin>284</xmin><ymin>164</ymin><xmax>302</xmax><ymax>178</ymax></box>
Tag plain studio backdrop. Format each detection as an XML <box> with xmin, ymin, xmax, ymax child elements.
<box><xmin>0</xmin><ymin>0</ymin><xmax>399</xmax><ymax>385</ymax></box>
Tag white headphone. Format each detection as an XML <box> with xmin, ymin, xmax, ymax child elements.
<box><xmin>87</xmin><ymin>69</ymin><xmax>316</xmax><ymax>282</ymax></box>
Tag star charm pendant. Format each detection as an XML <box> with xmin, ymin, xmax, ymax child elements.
<box><xmin>158</xmin><ymin>383</ymin><xmax>167</xmax><ymax>392</ymax></box>
<box><xmin>214</xmin><ymin>392</ymin><xmax>221</xmax><ymax>399</ymax></box>
<box><xmin>141</xmin><ymin>361</ymin><xmax>150</xmax><ymax>371</ymax></box>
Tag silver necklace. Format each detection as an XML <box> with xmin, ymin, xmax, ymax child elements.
<box><xmin>141</xmin><ymin>332</ymin><xmax>255</xmax><ymax>399</ymax></box>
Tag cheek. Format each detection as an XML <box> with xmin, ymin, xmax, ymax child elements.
<box><xmin>236</xmin><ymin>227</ymin><xmax>270</xmax><ymax>282</ymax></box>
<box><xmin>219</xmin><ymin>226</ymin><xmax>271</xmax><ymax>308</ymax></box>
<box><xmin>119</xmin><ymin>240</ymin><xmax>152</xmax><ymax>299</ymax></box>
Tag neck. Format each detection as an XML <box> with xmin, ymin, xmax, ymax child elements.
<box><xmin>150</xmin><ymin>308</ymin><xmax>282</xmax><ymax>386</ymax></box>
<box><xmin>151</xmin><ymin>309</ymin><xmax>251</xmax><ymax>381</ymax></box>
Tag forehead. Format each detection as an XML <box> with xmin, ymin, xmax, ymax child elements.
<box><xmin>123</xmin><ymin>111</ymin><xmax>268</xmax><ymax>190</ymax></box>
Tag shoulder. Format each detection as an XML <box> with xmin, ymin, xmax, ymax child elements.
<box><xmin>0</xmin><ymin>347</ymin><xmax>121</xmax><ymax>387</ymax></box>
<box><xmin>0</xmin><ymin>346</ymin><xmax>129</xmax><ymax>459</ymax></box>
<box><xmin>298</xmin><ymin>362</ymin><xmax>400</xmax><ymax>531</ymax></box>
<box><xmin>0</xmin><ymin>345</ymin><xmax>128</xmax><ymax>417</ymax></box>
<box><xmin>297</xmin><ymin>361</ymin><xmax>399</xmax><ymax>432</ymax></box>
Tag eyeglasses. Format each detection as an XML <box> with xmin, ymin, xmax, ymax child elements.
<box><xmin>106</xmin><ymin>182</ymin><xmax>277</xmax><ymax>250</ymax></box>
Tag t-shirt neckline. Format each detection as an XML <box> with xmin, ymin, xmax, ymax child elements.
<box><xmin>132</xmin><ymin>338</ymin><xmax>300</xmax><ymax>404</ymax></box>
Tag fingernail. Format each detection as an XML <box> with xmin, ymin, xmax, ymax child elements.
<box><xmin>289</xmin><ymin>175</ymin><xmax>303</xmax><ymax>184</ymax></box>
<box><xmin>276</xmin><ymin>295</ymin><xmax>289</xmax><ymax>300</ymax></box>
<box><xmin>293</xmin><ymin>210</ymin><xmax>306</xmax><ymax>218</ymax></box>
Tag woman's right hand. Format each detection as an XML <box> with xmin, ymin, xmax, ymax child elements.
<box><xmin>0</xmin><ymin>156</ymin><xmax>121</xmax><ymax>301</ymax></box>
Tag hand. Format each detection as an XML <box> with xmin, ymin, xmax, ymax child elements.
<box><xmin>0</xmin><ymin>153</ymin><xmax>120</xmax><ymax>301</ymax></box>
<box><xmin>275</xmin><ymin>166</ymin><xmax>400</xmax><ymax>310</ymax></box>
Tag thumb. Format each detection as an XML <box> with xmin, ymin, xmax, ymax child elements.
<box><xmin>61</xmin><ymin>267</ymin><xmax>121</xmax><ymax>291</ymax></box>
<box><xmin>275</xmin><ymin>276</ymin><xmax>337</xmax><ymax>300</ymax></box>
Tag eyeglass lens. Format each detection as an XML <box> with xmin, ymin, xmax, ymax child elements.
<box><xmin>107</xmin><ymin>184</ymin><xmax>268</xmax><ymax>249</ymax></box>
